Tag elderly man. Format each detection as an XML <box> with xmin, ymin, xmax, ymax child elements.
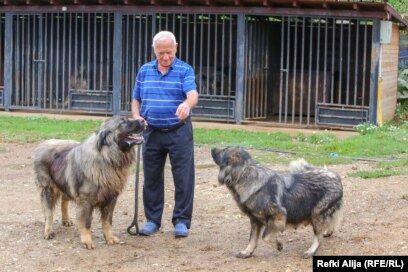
<box><xmin>132</xmin><ymin>31</ymin><xmax>199</xmax><ymax>237</ymax></box>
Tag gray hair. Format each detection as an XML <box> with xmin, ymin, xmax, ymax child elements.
<box><xmin>152</xmin><ymin>31</ymin><xmax>177</xmax><ymax>48</ymax></box>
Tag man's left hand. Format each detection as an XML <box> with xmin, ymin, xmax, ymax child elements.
<box><xmin>176</xmin><ymin>102</ymin><xmax>191</xmax><ymax>120</ymax></box>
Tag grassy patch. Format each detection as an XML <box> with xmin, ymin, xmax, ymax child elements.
<box><xmin>2</xmin><ymin>115</ymin><xmax>408</xmax><ymax>173</ymax></box>
<box><xmin>348</xmin><ymin>158</ymin><xmax>408</xmax><ymax>179</ymax></box>
<box><xmin>349</xmin><ymin>169</ymin><xmax>407</xmax><ymax>179</ymax></box>
<box><xmin>0</xmin><ymin>145</ymin><xmax>6</xmax><ymax>153</ymax></box>
<box><xmin>0</xmin><ymin>116</ymin><xmax>100</xmax><ymax>143</ymax></box>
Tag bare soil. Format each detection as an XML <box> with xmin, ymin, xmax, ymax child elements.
<box><xmin>1</xmin><ymin>139</ymin><xmax>407</xmax><ymax>272</ymax></box>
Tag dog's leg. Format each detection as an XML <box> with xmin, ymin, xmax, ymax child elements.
<box><xmin>61</xmin><ymin>194</ymin><xmax>73</xmax><ymax>227</ymax></box>
<box><xmin>324</xmin><ymin>200</ymin><xmax>344</xmax><ymax>238</ymax></box>
<box><xmin>236</xmin><ymin>218</ymin><xmax>261</xmax><ymax>258</ymax></box>
<box><xmin>263</xmin><ymin>212</ymin><xmax>286</xmax><ymax>252</ymax></box>
<box><xmin>41</xmin><ymin>186</ymin><xmax>60</xmax><ymax>239</ymax></box>
<box><xmin>76</xmin><ymin>202</ymin><xmax>95</xmax><ymax>249</ymax></box>
<box><xmin>100</xmin><ymin>198</ymin><xmax>120</xmax><ymax>245</ymax></box>
<box><xmin>303</xmin><ymin>234</ymin><xmax>322</xmax><ymax>258</ymax></box>
<box><xmin>304</xmin><ymin>197</ymin><xmax>343</xmax><ymax>258</ymax></box>
<box><xmin>304</xmin><ymin>211</ymin><xmax>324</xmax><ymax>258</ymax></box>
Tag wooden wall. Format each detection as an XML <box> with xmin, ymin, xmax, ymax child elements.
<box><xmin>380</xmin><ymin>24</ymin><xmax>400</xmax><ymax>122</ymax></box>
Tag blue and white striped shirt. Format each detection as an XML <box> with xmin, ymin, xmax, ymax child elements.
<box><xmin>132</xmin><ymin>58</ymin><xmax>197</xmax><ymax>128</ymax></box>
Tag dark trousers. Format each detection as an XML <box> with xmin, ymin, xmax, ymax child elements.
<box><xmin>141</xmin><ymin>120</ymin><xmax>195</xmax><ymax>228</ymax></box>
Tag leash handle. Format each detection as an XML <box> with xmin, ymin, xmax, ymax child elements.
<box><xmin>127</xmin><ymin>144</ymin><xmax>141</xmax><ymax>235</ymax></box>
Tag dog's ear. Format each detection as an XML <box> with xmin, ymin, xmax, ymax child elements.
<box><xmin>97</xmin><ymin>130</ymin><xmax>111</xmax><ymax>152</ymax></box>
<box><xmin>238</xmin><ymin>148</ymin><xmax>252</xmax><ymax>161</ymax></box>
<box><xmin>228</xmin><ymin>148</ymin><xmax>251</xmax><ymax>166</ymax></box>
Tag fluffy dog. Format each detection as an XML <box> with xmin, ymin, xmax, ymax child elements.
<box><xmin>34</xmin><ymin>115</ymin><xmax>145</xmax><ymax>249</ymax></box>
<box><xmin>211</xmin><ymin>147</ymin><xmax>343</xmax><ymax>258</ymax></box>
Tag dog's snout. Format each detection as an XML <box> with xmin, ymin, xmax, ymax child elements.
<box><xmin>211</xmin><ymin>148</ymin><xmax>219</xmax><ymax>159</ymax></box>
<box><xmin>211</xmin><ymin>148</ymin><xmax>223</xmax><ymax>166</ymax></box>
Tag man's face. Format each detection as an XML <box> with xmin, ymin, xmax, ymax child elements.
<box><xmin>154</xmin><ymin>38</ymin><xmax>177</xmax><ymax>69</ymax></box>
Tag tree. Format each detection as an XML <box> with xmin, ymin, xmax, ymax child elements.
<box><xmin>388</xmin><ymin>0</ymin><xmax>408</xmax><ymax>14</ymax></box>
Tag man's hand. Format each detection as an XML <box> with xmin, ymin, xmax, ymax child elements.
<box><xmin>133</xmin><ymin>116</ymin><xmax>148</xmax><ymax>127</ymax></box>
<box><xmin>175</xmin><ymin>102</ymin><xmax>191</xmax><ymax>120</ymax></box>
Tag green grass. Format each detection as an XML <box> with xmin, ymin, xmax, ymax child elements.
<box><xmin>1</xmin><ymin>115</ymin><xmax>408</xmax><ymax>178</ymax></box>
<box><xmin>347</xmin><ymin>158</ymin><xmax>408</xmax><ymax>179</ymax></box>
<box><xmin>348</xmin><ymin>169</ymin><xmax>408</xmax><ymax>179</ymax></box>
<box><xmin>0</xmin><ymin>116</ymin><xmax>100</xmax><ymax>142</ymax></box>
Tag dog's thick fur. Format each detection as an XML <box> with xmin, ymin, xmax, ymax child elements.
<box><xmin>34</xmin><ymin>115</ymin><xmax>145</xmax><ymax>249</ymax></box>
<box><xmin>211</xmin><ymin>147</ymin><xmax>343</xmax><ymax>258</ymax></box>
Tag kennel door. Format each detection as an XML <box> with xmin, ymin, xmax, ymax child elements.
<box><xmin>244</xmin><ymin>17</ymin><xmax>269</xmax><ymax>120</ymax></box>
<box><xmin>11</xmin><ymin>14</ymin><xmax>46</xmax><ymax>109</ymax></box>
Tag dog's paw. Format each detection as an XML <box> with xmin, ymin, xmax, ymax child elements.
<box><xmin>105</xmin><ymin>235</ymin><xmax>120</xmax><ymax>245</ymax></box>
<box><xmin>323</xmin><ymin>230</ymin><xmax>333</xmax><ymax>237</ymax></box>
<box><xmin>82</xmin><ymin>241</ymin><xmax>96</xmax><ymax>250</ymax></box>
<box><xmin>276</xmin><ymin>241</ymin><xmax>283</xmax><ymax>251</ymax></box>
<box><xmin>43</xmin><ymin>232</ymin><xmax>55</xmax><ymax>240</ymax></box>
<box><xmin>236</xmin><ymin>251</ymin><xmax>252</xmax><ymax>259</ymax></box>
<box><xmin>62</xmin><ymin>219</ymin><xmax>73</xmax><ymax>227</ymax></box>
<box><xmin>302</xmin><ymin>251</ymin><xmax>314</xmax><ymax>259</ymax></box>
<box><xmin>81</xmin><ymin>236</ymin><xmax>96</xmax><ymax>249</ymax></box>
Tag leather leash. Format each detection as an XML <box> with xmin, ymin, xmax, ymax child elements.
<box><xmin>127</xmin><ymin>144</ymin><xmax>141</xmax><ymax>235</ymax></box>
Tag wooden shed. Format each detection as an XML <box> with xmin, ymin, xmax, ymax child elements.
<box><xmin>0</xmin><ymin>0</ymin><xmax>407</xmax><ymax>129</ymax></box>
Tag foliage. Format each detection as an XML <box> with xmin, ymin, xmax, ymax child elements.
<box><xmin>394</xmin><ymin>100</ymin><xmax>408</xmax><ymax>122</ymax></box>
<box><xmin>395</xmin><ymin>69</ymin><xmax>408</xmax><ymax>121</ymax></box>
<box><xmin>398</xmin><ymin>69</ymin><xmax>408</xmax><ymax>97</ymax></box>
<box><xmin>354</xmin><ymin>121</ymin><xmax>408</xmax><ymax>138</ymax></box>
<box><xmin>388</xmin><ymin>0</ymin><xmax>408</xmax><ymax>13</ymax></box>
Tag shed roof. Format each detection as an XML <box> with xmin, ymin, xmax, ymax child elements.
<box><xmin>1</xmin><ymin>0</ymin><xmax>407</xmax><ymax>28</ymax></box>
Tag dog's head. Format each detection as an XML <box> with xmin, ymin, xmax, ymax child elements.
<box><xmin>211</xmin><ymin>147</ymin><xmax>252</xmax><ymax>185</ymax></box>
<box><xmin>97</xmin><ymin>115</ymin><xmax>146</xmax><ymax>152</ymax></box>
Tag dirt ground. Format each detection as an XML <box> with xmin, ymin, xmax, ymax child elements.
<box><xmin>1</xmin><ymin>137</ymin><xmax>408</xmax><ymax>271</ymax></box>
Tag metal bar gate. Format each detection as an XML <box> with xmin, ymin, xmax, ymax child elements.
<box><xmin>120</xmin><ymin>13</ymin><xmax>238</xmax><ymax>121</ymax></box>
<box><xmin>4</xmin><ymin>12</ymin><xmax>238</xmax><ymax>119</ymax></box>
<box><xmin>0</xmin><ymin>13</ymin><xmax>4</xmax><ymax>107</ymax></box>
<box><xmin>2</xmin><ymin>12</ymin><xmax>375</xmax><ymax>128</ymax></box>
<box><xmin>9</xmin><ymin>13</ymin><xmax>114</xmax><ymax>113</ymax></box>
<box><xmin>276</xmin><ymin>16</ymin><xmax>372</xmax><ymax>127</ymax></box>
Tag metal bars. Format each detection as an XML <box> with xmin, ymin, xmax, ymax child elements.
<box><xmin>2</xmin><ymin>11</ymin><xmax>376</xmax><ymax>128</ymax></box>
<box><xmin>120</xmin><ymin>13</ymin><xmax>237</xmax><ymax>116</ymax></box>
<box><xmin>9</xmin><ymin>13</ymin><xmax>114</xmax><ymax>112</ymax></box>
<box><xmin>274</xmin><ymin>16</ymin><xmax>373</xmax><ymax>126</ymax></box>
<box><xmin>244</xmin><ymin>16</ymin><xmax>269</xmax><ymax>120</ymax></box>
<box><xmin>0</xmin><ymin>13</ymin><xmax>4</xmax><ymax>107</ymax></box>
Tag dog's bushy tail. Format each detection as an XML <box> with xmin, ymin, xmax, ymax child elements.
<box><xmin>289</xmin><ymin>158</ymin><xmax>313</xmax><ymax>174</ymax></box>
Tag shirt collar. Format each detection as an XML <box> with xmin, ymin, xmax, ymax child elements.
<box><xmin>152</xmin><ymin>57</ymin><xmax>178</xmax><ymax>71</ymax></box>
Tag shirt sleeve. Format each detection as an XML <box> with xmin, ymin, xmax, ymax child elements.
<box><xmin>132</xmin><ymin>69</ymin><xmax>143</xmax><ymax>100</ymax></box>
<box><xmin>183</xmin><ymin>65</ymin><xmax>197</xmax><ymax>93</ymax></box>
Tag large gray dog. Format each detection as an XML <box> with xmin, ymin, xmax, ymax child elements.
<box><xmin>34</xmin><ymin>115</ymin><xmax>145</xmax><ymax>249</ymax></box>
<box><xmin>211</xmin><ymin>147</ymin><xmax>343</xmax><ymax>258</ymax></box>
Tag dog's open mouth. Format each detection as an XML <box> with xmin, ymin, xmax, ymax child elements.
<box><xmin>125</xmin><ymin>134</ymin><xmax>144</xmax><ymax>146</ymax></box>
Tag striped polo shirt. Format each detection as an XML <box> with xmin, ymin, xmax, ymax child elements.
<box><xmin>132</xmin><ymin>57</ymin><xmax>197</xmax><ymax>128</ymax></box>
